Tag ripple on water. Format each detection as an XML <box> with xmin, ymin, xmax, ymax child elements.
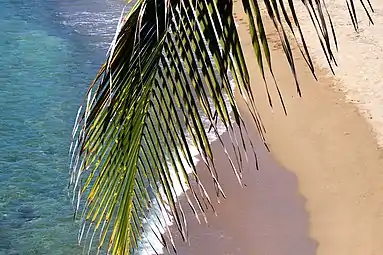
<box><xmin>0</xmin><ymin>2</ymin><xmax>106</xmax><ymax>254</ymax></box>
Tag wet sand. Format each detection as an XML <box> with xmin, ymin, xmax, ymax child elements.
<box><xmin>161</xmin><ymin>4</ymin><xmax>318</xmax><ymax>254</ymax></box>
<box><xmin>161</xmin><ymin>125</ymin><xmax>317</xmax><ymax>255</ymax></box>
<box><xmin>233</xmin><ymin>2</ymin><xmax>383</xmax><ymax>255</ymax></box>
<box><xmin>162</xmin><ymin>1</ymin><xmax>383</xmax><ymax>255</ymax></box>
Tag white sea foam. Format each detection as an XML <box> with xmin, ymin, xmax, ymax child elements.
<box><xmin>58</xmin><ymin>1</ymin><xmax>126</xmax><ymax>49</ymax></box>
<box><xmin>136</xmin><ymin>80</ymin><xmax>235</xmax><ymax>255</ymax></box>
<box><xmin>65</xmin><ymin>0</ymin><xmax>383</xmax><ymax>253</ymax></box>
<box><xmin>59</xmin><ymin>1</ymin><xmax>239</xmax><ymax>252</ymax></box>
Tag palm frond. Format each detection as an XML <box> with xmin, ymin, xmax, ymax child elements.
<box><xmin>69</xmin><ymin>0</ymin><xmax>373</xmax><ymax>254</ymax></box>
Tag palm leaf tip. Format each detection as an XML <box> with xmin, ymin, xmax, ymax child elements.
<box><xmin>69</xmin><ymin>0</ymin><xmax>374</xmax><ymax>254</ymax></box>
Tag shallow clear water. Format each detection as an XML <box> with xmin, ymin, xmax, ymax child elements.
<box><xmin>0</xmin><ymin>1</ymin><xmax>124</xmax><ymax>254</ymax></box>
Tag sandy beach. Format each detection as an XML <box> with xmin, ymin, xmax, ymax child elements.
<box><xmin>161</xmin><ymin>130</ymin><xmax>316</xmax><ymax>255</ymax></box>
<box><xmin>162</xmin><ymin>1</ymin><xmax>383</xmax><ymax>255</ymax></box>
<box><xmin>288</xmin><ymin>0</ymin><xmax>383</xmax><ymax>146</ymax></box>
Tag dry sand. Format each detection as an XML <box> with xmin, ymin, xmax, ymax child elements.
<box><xmin>233</xmin><ymin>1</ymin><xmax>383</xmax><ymax>255</ymax></box>
<box><xmin>163</xmin><ymin>1</ymin><xmax>383</xmax><ymax>255</ymax></box>
<box><xmin>286</xmin><ymin>0</ymin><xmax>383</xmax><ymax>146</ymax></box>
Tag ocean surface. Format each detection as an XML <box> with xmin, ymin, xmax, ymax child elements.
<box><xmin>4</xmin><ymin>0</ymin><xmax>370</xmax><ymax>254</ymax></box>
<box><xmin>0</xmin><ymin>0</ymin><xmax>127</xmax><ymax>254</ymax></box>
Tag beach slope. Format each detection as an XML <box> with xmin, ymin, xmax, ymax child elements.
<box><xmin>233</xmin><ymin>2</ymin><xmax>383</xmax><ymax>255</ymax></box>
<box><xmin>164</xmin><ymin>2</ymin><xmax>383</xmax><ymax>254</ymax></box>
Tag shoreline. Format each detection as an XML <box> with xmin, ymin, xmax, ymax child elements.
<box><xmin>161</xmin><ymin>123</ymin><xmax>316</xmax><ymax>255</ymax></box>
<box><xmin>234</xmin><ymin>3</ymin><xmax>383</xmax><ymax>255</ymax></box>
<box><xmin>159</xmin><ymin>2</ymin><xmax>383</xmax><ymax>255</ymax></box>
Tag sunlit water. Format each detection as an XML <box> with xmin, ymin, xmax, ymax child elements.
<box><xmin>0</xmin><ymin>1</ymin><xmax>124</xmax><ymax>254</ymax></box>
<box><xmin>0</xmin><ymin>0</ymin><xmax>233</xmax><ymax>253</ymax></box>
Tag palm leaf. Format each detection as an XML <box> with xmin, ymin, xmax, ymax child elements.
<box><xmin>69</xmin><ymin>0</ymin><xmax>373</xmax><ymax>254</ymax></box>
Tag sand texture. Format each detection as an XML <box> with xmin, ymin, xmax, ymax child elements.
<box><xmin>163</xmin><ymin>1</ymin><xmax>383</xmax><ymax>254</ymax></box>
<box><xmin>284</xmin><ymin>0</ymin><xmax>383</xmax><ymax>146</ymax></box>
<box><xmin>162</xmin><ymin>113</ymin><xmax>316</xmax><ymax>255</ymax></box>
<box><xmin>233</xmin><ymin>1</ymin><xmax>383</xmax><ymax>254</ymax></box>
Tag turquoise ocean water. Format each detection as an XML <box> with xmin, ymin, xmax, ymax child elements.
<box><xmin>0</xmin><ymin>1</ymin><xmax>126</xmax><ymax>254</ymax></box>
